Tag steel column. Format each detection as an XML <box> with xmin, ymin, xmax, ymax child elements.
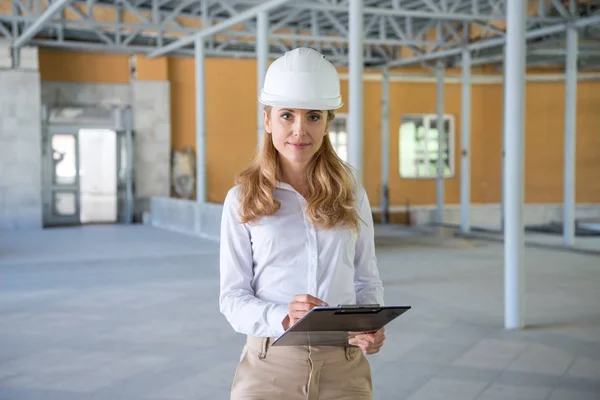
<box><xmin>501</xmin><ymin>44</ymin><xmax>507</xmax><ymax>231</ymax></box>
<box><xmin>504</xmin><ymin>0</ymin><xmax>527</xmax><ymax>330</ymax></box>
<box><xmin>435</xmin><ymin>62</ymin><xmax>445</xmax><ymax>225</ymax></box>
<box><xmin>348</xmin><ymin>0</ymin><xmax>364</xmax><ymax>183</ymax></box>
<box><xmin>257</xmin><ymin>11</ymin><xmax>268</xmax><ymax>149</ymax></box>
<box><xmin>195</xmin><ymin>36</ymin><xmax>206</xmax><ymax>204</ymax></box>
<box><xmin>124</xmin><ymin>106</ymin><xmax>134</xmax><ymax>224</ymax></box>
<box><xmin>380</xmin><ymin>66</ymin><xmax>390</xmax><ymax>224</ymax></box>
<box><xmin>460</xmin><ymin>47</ymin><xmax>471</xmax><ymax>233</ymax></box>
<box><xmin>563</xmin><ymin>20</ymin><xmax>578</xmax><ymax>246</ymax></box>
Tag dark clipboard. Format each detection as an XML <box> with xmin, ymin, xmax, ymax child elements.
<box><xmin>271</xmin><ymin>304</ymin><xmax>411</xmax><ymax>347</ymax></box>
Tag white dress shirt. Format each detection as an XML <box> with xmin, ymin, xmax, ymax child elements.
<box><xmin>219</xmin><ymin>181</ymin><xmax>385</xmax><ymax>338</ymax></box>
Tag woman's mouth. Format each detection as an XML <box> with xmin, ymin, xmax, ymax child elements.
<box><xmin>287</xmin><ymin>142</ymin><xmax>311</xmax><ymax>148</ymax></box>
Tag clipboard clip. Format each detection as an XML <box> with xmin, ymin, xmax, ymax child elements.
<box><xmin>334</xmin><ymin>304</ymin><xmax>382</xmax><ymax>315</ymax></box>
<box><xmin>337</xmin><ymin>304</ymin><xmax>381</xmax><ymax>308</ymax></box>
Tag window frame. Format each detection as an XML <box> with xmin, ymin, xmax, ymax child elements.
<box><xmin>329</xmin><ymin>112</ymin><xmax>349</xmax><ymax>162</ymax></box>
<box><xmin>398</xmin><ymin>113</ymin><xmax>456</xmax><ymax>180</ymax></box>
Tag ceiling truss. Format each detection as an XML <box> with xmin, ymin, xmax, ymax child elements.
<box><xmin>0</xmin><ymin>0</ymin><xmax>599</xmax><ymax>70</ymax></box>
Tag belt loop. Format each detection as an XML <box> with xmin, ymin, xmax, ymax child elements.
<box><xmin>258</xmin><ymin>337</ymin><xmax>268</xmax><ymax>360</ymax></box>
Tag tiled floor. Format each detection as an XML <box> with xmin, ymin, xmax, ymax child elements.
<box><xmin>0</xmin><ymin>225</ymin><xmax>598</xmax><ymax>399</ymax></box>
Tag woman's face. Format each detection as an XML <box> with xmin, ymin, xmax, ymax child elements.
<box><xmin>264</xmin><ymin>107</ymin><xmax>328</xmax><ymax>168</ymax></box>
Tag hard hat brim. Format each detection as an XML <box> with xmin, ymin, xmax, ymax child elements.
<box><xmin>259</xmin><ymin>92</ymin><xmax>343</xmax><ymax>111</ymax></box>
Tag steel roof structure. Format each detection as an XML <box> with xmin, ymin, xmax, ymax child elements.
<box><xmin>1</xmin><ymin>0</ymin><xmax>599</xmax><ymax>70</ymax></box>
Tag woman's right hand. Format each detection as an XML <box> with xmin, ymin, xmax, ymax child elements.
<box><xmin>282</xmin><ymin>294</ymin><xmax>328</xmax><ymax>330</ymax></box>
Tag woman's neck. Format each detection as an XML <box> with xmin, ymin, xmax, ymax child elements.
<box><xmin>279</xmin><ymin>161</ymin><xmax>309</xmax><ymax>197</ymax></box>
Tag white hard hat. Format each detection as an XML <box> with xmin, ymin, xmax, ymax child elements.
<box><xmin>259</xmin><ymin>47</ymin><xmax>343</xmax><ymax>110</ymax></box>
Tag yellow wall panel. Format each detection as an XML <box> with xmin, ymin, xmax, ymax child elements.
<box><xmin>37</xmin><ymin>50</ymin><xmax>600</xmax><ymax>206</ymax></box>
<box><xmin>168</xmin><ymin>57</ymin><xmax>259</xmax><ymax>202</ymax></box>
<box><xmin>135</xmin><ymin>56</ymin><xmax>168</xmax><ymax>81</ymax></box>
<box><xmin>38</xmin><ymin>48</ymin><xmax>130</xmax><ymax>83</ymax></box>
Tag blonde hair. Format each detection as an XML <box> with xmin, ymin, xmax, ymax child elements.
<box><xmin>235</xmin><ymin>107</ymin><xmax>359</xmax><ymax>232</ymax></box>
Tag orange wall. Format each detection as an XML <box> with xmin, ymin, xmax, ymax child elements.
<box><xmin>168</xmin><ymin>57</ymin><xmax>260</xmax><ymax>202</ymax></box>
<box><xmin>39</xmin><ymin>49</ymin><xmax>131</xmax><ymax>83</ymax></box>
<box><xmin>37</xmin><ymin>50</ymin><xmax>600</xmax><ymax>206</ymax></box>
<box><xmin>525</xmin><ymin>82</ymin><xmax>600</xmax><ymax>203</ymax></box>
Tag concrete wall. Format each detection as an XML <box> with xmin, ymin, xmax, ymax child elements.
<box><xmin>378</xmin><ymin>203</ymin><xmax>600</xmax><ymax>228</ymax></box>
<box><xmin>41</xmin><ymin>79</ymin><xmax>172</xmax><ymax>221</ymax></box>
<box><xmin>131</xmin><ymin>80</ymin><xmax>171</xmax><ymax>210</ymax></box>
<box><xmin>0</xmin><ymin>70</ymin><xmax>172</xmax><ymax>230</ymax></box>
<box><xmin>148</xmin><ymin>197</ymin><xmax>222</xmax><ymax>241</ymax></box>
<box><xmin>0</xmin><ymin>46</ymin><xmax>43</xmax><ymax>230</ymax></box>
<box><xmin>41</xmin><ymin>81</ymin><xmax>131</xmax><ymax>106</ymax></box>
<box><xmin>148</xmin><ymin>197</ymin><xmax>600</xmax><ymax>241</ymax></box>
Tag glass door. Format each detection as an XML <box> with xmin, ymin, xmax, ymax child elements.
<box><xmin>44</xmin><ymin>128</ymin><xmax>81</xmax><ymax>226</ymax></box>
<box><xmin>41</xmin><ymin>105</ymin><xmax>135</xmax><ymax>227</ymax></box>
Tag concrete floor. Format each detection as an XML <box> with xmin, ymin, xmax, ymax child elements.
<box><xmin>1</xmin><ymin>225</ymin><xmax>599</xmax><ymax>400</ymax></box>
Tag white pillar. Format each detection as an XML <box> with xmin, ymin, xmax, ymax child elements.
<box><xmin>504</xmin><ymin>0</ymin><xmax>527</xmax><ymax>330</ymax></box>
<box><xmin>563</xmin><ymin>19</ymin><xmax>578</xmax><ymax>246</ymax></box>
<box><xmin>501</xmin><ymin>45</ymin><xmax>506</xmax><ymax>231</ymax></box>
<box><xmin>195</xmin><ymin>37</ymin><xmax>206</xmax><ymax>204</ymax></box>
<box><xmin>460</xmin><ymin>48</ymin><xmax>471</xmax><ymax>233</ymax></box>
<box><xmin>349</xmin><ymin>0</ymin><xmax>364</xmax><ymax>183</ymax></box>
<box><xmin>380</xmin><ymin>66</ymin><xmax>390</xmax><ymax>224</ymax></box>
<box><xmin>124</xmin><ymin>106</ymin><xmax>134</xmax><ymax>224</ymax></box>
<box><xmin>435</xmin><ymin>62</ymin><xmax>445</xmax><ymax>225</ymax></box>
<box><xmin>257</xmin><ymin>11</ymin><xmax>268</xmax><ymax>149</ymax></box>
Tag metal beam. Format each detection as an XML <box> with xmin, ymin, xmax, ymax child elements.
<box><xmin>348</xmin><ymin>0</ymin><xmax>363</xmax><ymax>184</ymax></box>
<box><xmin>564</xmin><ymin>18</ymin><xmax>578</xmax><ymax>246</ymax></box>
<box><xmin>380</xmin><ymin>66</ymin><xmax>390</xmax><ymax>224</ymax></box>
<box><xmin>257</xmin><ymin>10</ymin><xmax>268</xmax><ymax>149</ymax></box>
<box><xmin>0</xmin><ymin>13</ymin><xmax>445</xmax><ymax>49</ymax></box>
<box><xmin>386</xmin><ymin>14</ymin><xmax>600</xmax><ymax>68</ymax></box>
<box><xmin>146</xmin><ymin>0</ymin><xmax>292</xmax><ymax>58</ymax></box>
<box><xmin>435</xmin><ymin>62</ymin><xmax>445</xmax><ymax>225</ymax></box>
<box><xmin>504</xmin><ymin>0</ymin><xmax>527</xmax><ymax>331</ymax></box>
<box><xmin>13</xmin><ymin>0</ymin><xmax>74</xmax><ymax>49</ymax></box>
<box><xmin>272</xmin><ymin>2</ymin><xmax>505</xmax><ymax>21</ymax></box>
<box><xmin>551</xmin><ymin>0</ymin><xmax>572</xmax><ymax>19</ymax></box>
<box><xmin>460</xmin><ymin>47</ymin><xmax>471</xmax><ymax>233</ymax></box>
<box><xmin>195</xmin><ymin>36</ymin><xmax>207</xmax><ymax>204</ymax></box>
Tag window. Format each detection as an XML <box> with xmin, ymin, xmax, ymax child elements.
<box><xmin>329</xmin><ymin>114</ymin><xmax>348</xmax><ymax>162</ymax></box>
<box><xmin>399</xmin><ymin>114</ymin><xmax>455</xmax><ymax>179</ymax></box>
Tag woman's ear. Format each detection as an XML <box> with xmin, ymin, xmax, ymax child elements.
<box><xmin>263</xmin><ymin>110</ymin><xmax>272</xmax><ymax>134</ymax></box>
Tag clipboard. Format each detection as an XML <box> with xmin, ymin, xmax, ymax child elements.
<box><xmin>271</xmin><ymin>304</ymin><xmax>411</xmax><ymax>347</ymax></box>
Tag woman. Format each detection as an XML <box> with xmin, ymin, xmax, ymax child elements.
<box><xmin>219</xmin><ymin>47</ymin><xmax>385</xmax><ymax>400</ymax></box>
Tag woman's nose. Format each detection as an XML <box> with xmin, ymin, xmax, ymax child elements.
<box><xmin>292</xmin><ymin>118</ymin><xmax>306</xmax><ymax>136</ymax></box>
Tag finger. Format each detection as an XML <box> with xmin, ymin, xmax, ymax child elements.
<box><xmin>293</xmin><ymin>294</ymin><xmax>328</xmax><ymax>307</ymax></box>
<box><xmin>349</xmin><ymin>338</ymin><xmax>372</xmax><ymax>349</ymax></box>
<box><xmin>365</xmin><ymin>346</ymin><xmax>382</xmax><ymax>355</ymax></box>
<box><xmin>354</xmin><ymin>334</ymin><xmax>377</xmax><ymax>344</ymax></box>
<box><xmin>289</xmin><ymin>302</ymin><xmax>315</xmax><ymax>312</ymax></box>
<box><xmin>289</xmin><ymin>311</ymin><xmax>309</xmax><ymax>321</ymax></box>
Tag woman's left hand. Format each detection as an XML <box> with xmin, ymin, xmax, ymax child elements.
<box><xmin>348</xmin><ymin>327</ymin><xmax>386</xmax><ymax>355</ymax></box>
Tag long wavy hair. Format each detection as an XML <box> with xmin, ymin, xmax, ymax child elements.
<box><xmin>235</xmin><ymin>106</ymin><xmax>360</xmax><ymax>232</ymax></box>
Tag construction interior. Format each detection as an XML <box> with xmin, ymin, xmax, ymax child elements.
<box><xmin>0</xmin><ymin>0</ymin><xmax>599</xmax><ymax>399</ymax></box>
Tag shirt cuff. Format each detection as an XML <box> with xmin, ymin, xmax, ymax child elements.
<box><xmin>268</xmin><ymin>304</ymin><xmax>289</xmax><ymax>336</ymax></box>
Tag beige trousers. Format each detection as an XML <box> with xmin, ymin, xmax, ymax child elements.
<box><xmin>230</xmin><ymin>336</ymin><xmax>372</xmax><ymax>400</ymax></box>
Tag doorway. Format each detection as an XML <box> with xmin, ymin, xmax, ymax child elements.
<box><xmin>42</xmin><ymin>106</ymin><xmax>135</xmax><ymax>228</ymax></box>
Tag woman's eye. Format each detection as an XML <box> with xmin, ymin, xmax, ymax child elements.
<box><xmin>309</xmin><ymin>114</ymin><xmax>321</xmax><ymax>122</ymax></box>
<box><xmin>282</xmin><ymin>113</ymin><xmax>292</xmax><ymax>120</ymax></box>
